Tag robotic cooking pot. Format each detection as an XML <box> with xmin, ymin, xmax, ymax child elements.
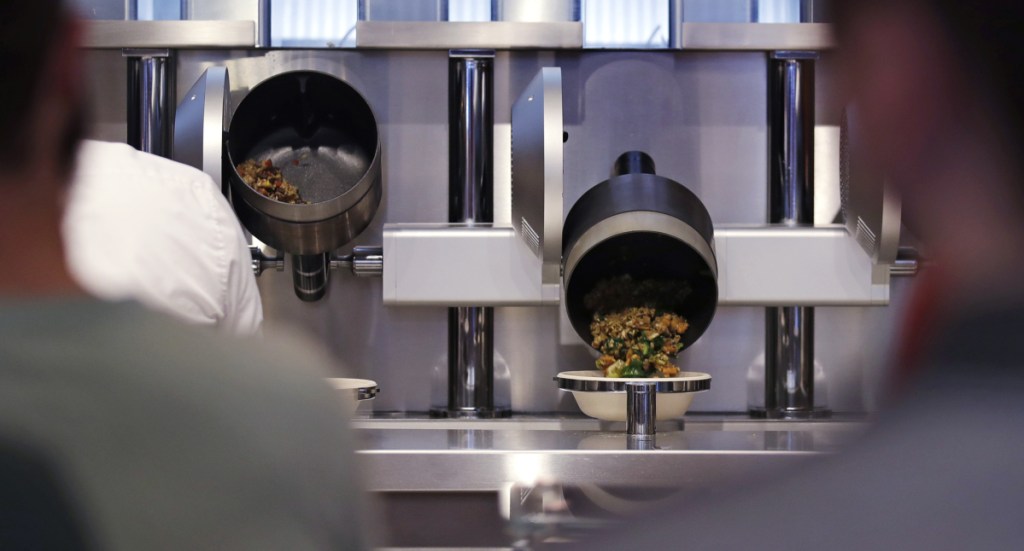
<box><xmin>226</xmin><ymin>71</ymin><xmax>382</xmax><ymax>300</ymax></box>
<box><xmin>561</xmin><ymin>151</ymin><xmax>719</xmax><ymax>350</ymax></box>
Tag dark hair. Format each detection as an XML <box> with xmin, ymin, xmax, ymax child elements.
<box><xmin>0</xmin><ymin>1</ymin><xmax>69</xmax><ymax>171</ymax></box>
<box><xmin>832</xmin><ymin>0</ymin><xmax>1024</xmax><ymax>165</ymax></box>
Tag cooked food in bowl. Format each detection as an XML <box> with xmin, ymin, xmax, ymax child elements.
<box><xmin>236</xmin><ymin>159</ymin><xmax>305</xmax><ymax>204</ymax></box>
<box><xmin>586</xmin><ymin>276</ymin><xmax>692</xmax><ymax>378</ymax></box>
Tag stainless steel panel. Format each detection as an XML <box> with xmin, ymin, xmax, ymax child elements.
<box><xmin>673</xmin><ymin>0</ymin><xmax>755</xmax><ymax>24</ymax></box>
<box><xmin>673</xmin><ymin>23</ymin><xmax>834</xmax><ymax>51</ymax></box>
<box><xmin>359</xmin><ymin>0</ymin><xmax>447</xmax><ymax>22</ymax></box>
<box><xmin>84</xmin><ymin>20</ymin><xmax>257</xmax><ymax>49</ymax></box>
<box><xmin>355</xmin><ymin>21</ymin><xmax>583</xmax><ymax>49</ymax></box>
<box><xmin>173</xmin><ymin>67</ymin><xmax>229</xmax><ymax>187</ymax></box>
<box><xmin>182</xmin><ymin>0</ymin><xmax>269</xmax><ymax>47</ymax></box>
<box><xmin>382</xmin><ymin>225</ymin><xmax>555</xmax><ymax>305</ymax></box>
<box><xmin>353</xmin><ymin>415</ymin><xmax>864</xmax><ymax>491</ymax></box>
<box><xmin>714</xmin><ymin>226</ymin><xmax>888</xmax><ymax>305</ymax></box>
<box><xmin>510</xmin><ymin>67</ymin><xmax>563</xmax><ymax>284</ymax></box>
<box><xmin>492</xmin><ymin>0</ymin><xmax>579</xmax><ymax>22</ymax></box>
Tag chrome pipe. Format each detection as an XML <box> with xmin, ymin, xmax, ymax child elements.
<box><xmin>769</xmin><ymin>54</ymin><xmax>815</xmax><ymax>226</ymax></box>
<box><xmin>125</xmin><ymin>49</ymin><xmax>172</xmax><ymax>157</ymax></box>
<box><xmin>446</xmin><ymin>304</ymin><xmax>495</xmax><ymax>417</ymax></box>
<box><xmin>626</xmin><ymin>382</ymin><xmax>656</xmax><ymax>438</ymax></box>
<box><xmin>350</xmin><ymin>246</ymin><xmax>384</xmax><ymax>277</ymax></box>
<box><xmin>257</xmin><ymin>0</ymin><xmax>271</xmax><ymax>47</ymax></box>
<box><xmin>764</xmin><ymin>51</ymin><xmax>826</xmax><ymax>419</ymax></box>
<box><xmin>291</xmin><ymin>253</ymin><xmax>329</xmax><ymax>302</ymax></box>
<box><xmin>250</xmin><ymin>247</ymin><xmax>285</xmax><ymax>277</ymax></box>
<box><xmin>765</xmin><ymin>306</ymin><xmax>816</xmax><ymax>416</ymax></box>
<box><xmin>437</xmin><ymin>50</ymin><xmax>506</xmax><ymax>418</ymax></box>
<box><xmin>448</xmin><ymin>52</ymin><xmax>493</xmax><ymax>224</ymax></box>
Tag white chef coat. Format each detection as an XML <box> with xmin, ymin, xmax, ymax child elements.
<box><xmin>63</xmin><ymin>140</ymin><xmax>263</xmax><ymax>335</ymax></box>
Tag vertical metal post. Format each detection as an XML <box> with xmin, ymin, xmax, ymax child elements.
<box><xmin>436</xmin><ymin>50</ymin><xmax>507</xmax><ymax>418</ymax></box>
<box><xmin>764</xmin><ymin>51</ymin><xmax>828</xmax><ymax>419</ymax></box>
<box><xmin>125</xmin><ymin>49</ymin><xmax>173</xmax><ymax>157</ymax></box>
<box><xmin>626</xmin><ymin>382</ymin><xmax>656</xmax><ymax>437</ymax></box>
<box><xmin>291</xmin><ymin>253</ymin><xmax>330</xmax><ymax>302</ymax></box>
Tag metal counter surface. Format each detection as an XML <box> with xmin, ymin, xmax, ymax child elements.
<box><xmin>353</xmin><ymin>414</ymin><xmax>867</xmax><ymax>491</ymax></box>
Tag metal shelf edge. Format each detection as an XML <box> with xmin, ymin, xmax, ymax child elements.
<box><xmin>674</xmin><ymin>23</ymin><xmax>835</xmax><ymax>51</ymax></box>
<box><xmin>355</xmin><ymin>21</ymin><xmax>583</xmax><ymax>50</ymax></box>
<box><xmin>84</xmin><ymin>20</ymin><xmax>256</xmax><ymax>49</ymax></box>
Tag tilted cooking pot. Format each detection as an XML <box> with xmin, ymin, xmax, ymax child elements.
<box><xmin>226</xmin><ymin>70</ymin><xmax>382</xmax><ymax>256</ymax></box>
<box><xmin>562</xmin><ymin>151</ymin><xmax>719</xmax><ymax>350</ymax></box>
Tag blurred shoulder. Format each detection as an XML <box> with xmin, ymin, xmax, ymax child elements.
<box><xmin>2</xmin><ymin>299</ymin><xmax>337</xmax><ymax>409</ymax></box>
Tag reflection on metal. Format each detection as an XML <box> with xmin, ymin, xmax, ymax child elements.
<box><xmin>348</xmin><ymin>246</ymin><xmax>385</xmax><ymax>277</ymax></box>
<box><xmin>670</xmin><ymin>22</ymin><xmax>834</xmax><ymax>51</ymax></box>
<box><xmin>503</xmin><ymin>481</ymin><xmax>574</xmax><ymax>546</ymax></box>
<box><xmin>182</xmin><ymin>0</ymin><xmax>269</xmax><ymax>47</ymax></box>
<box><xmin>449</xmin><ymin>52</ymin><xmax>494</xmax><ymax>224</ymax></box>
<box><xmin>626</xmin><ymin>382</ymin><xmax>656</xmax><ymax>438</ymax></box>
<box><xmin>83</xmin><ymin>20</ymin><xmax>256</xmax><ymax>49</ymax></box>
<box><xmin>511</xmin><ymin>67</ymin><xmax>564</xmax><ymax>286</ymax></box>
<box><xmin>670</xmin><ymin>0</ymin><xmax>754</xmax><ymax>25</ymax></box>
<box><xmin>250</xmin><ymin>247</ymin><xmax>284</xmax><ymax>277</ymax></box>
<box><xmin>492</xmin><ymin>0</ymin><xmax>580</xmax><ymax>22</ymax></box>
<box><xmin>354</xmin><ymin>415</ymin><xmax>865</xmax><ymax>491</ymax></box>
<box><xmin>769</xmin><ymin>52</ymin><xmax>817</xmax><ymax>227</ymax></box>
<box><xmin>355</xmin><ymin>21</ymin><xmax>583</xmax><ymax>49</ymax></box>
<box><xmin>714</xmin><ymin>226</ymin><xmax>890</xmax><ymax>305</ymax></box>
<box><xmin>173</xmin><ymin>67</ymin><xmax>229</xmax><ymax>188</ymax></box>
<box><xmin>124</xmin><ymin>49</ymin><xmax>172</xmax><ymax>157</ymax></box>
<box><xmin>359</xmin><ymin>0</ymin><xmax>447</xmax><ymax>22</ymax></box>
<box><xmin>438</xmin><ymin>50</ymin><xmax>507</xmax><ymax>419</ymax></box>
<box><xmin>763</xmin><ymin>51</ymin><xmax>828</xmax><ymax>419</ymax></box>
<box><xmin>764</xmin><ymin>306</ymin><xmax>824</xmax><ymax>417</ymax></box>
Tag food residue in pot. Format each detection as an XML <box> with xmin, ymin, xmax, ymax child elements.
<box><xmin>237</xmin><ymin>159</ymin><xmax>306</xmax><ymax>204</ymax></box>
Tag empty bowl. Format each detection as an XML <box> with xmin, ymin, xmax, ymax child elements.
<box><xmin>327</xmin><ymin>378</ymin><xmax>379</xmax><ymax>413</ymax></box>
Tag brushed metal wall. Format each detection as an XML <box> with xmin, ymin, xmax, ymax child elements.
<box><xmin>81</xmin><ymin>48</ymin><xmax>907</xmax><ymax>413</ymax></box>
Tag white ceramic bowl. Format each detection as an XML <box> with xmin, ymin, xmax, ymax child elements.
<box><xmin>327</xmin><ymin>378</ymin><xmax>379</xmax><ymax>413</ymax></box>
<box><xmin>556</xmin><ymin>370</ymin><xmax>710</xmax><ymax>421</ymax></box>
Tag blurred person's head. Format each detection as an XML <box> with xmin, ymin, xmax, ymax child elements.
<box><xmin>0</xmin><ymin>0</ymin><xmax>84</xmax><ymax>294</ymax></box>
<box><xmin>833</xmin><ymin>0</ymin><xmax>1024</xmax><ymax>302</ymax></box>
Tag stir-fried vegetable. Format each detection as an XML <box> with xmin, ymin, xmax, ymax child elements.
<box><xmin>237</xmin><ymin>159</ymin><xmax>305</xmax><ymax>204</ymax></box>
<box><xmin>590</xmin><ymin>306</ymin><xmax>688</xmax><ymax>378</ymax></box>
